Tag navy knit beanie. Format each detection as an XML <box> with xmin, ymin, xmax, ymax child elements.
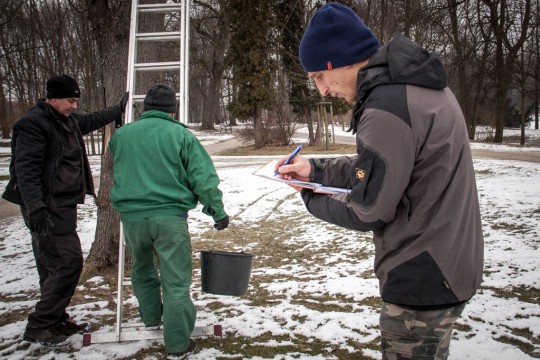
<box><xmin>144</xmin><ymin>84</ymin><xmax>178</xmax><ymax>113</ymax></box>
<box><xmin>299</xmin><ymin>3</ymin><xmax>380</xmax><ymax>72</ymax></box>
<box><xmin>46</xmin><ymin>74</ymin><xmax>81</xmax><ymax>99</ymax></box>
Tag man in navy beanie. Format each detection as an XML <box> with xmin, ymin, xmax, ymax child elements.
<box><xmin>2</xmin><ymin>74</ymin><xmax>129</xmax><ymax>347</ymax></box>
<box><xmin>276</xmin><ymin>3</ymin><xmax>483</xmax><ymax>359</ymax></box>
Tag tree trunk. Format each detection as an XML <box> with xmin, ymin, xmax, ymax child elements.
<box><xmin>447</xmin><ymin>0</ymin><xmax>474</xmax><ymax>139</ymax></box>
<box><xmin>520</xmin><ymin>82</ymin><xmax>526</xmax><ymax>146</ymax></box>
<box><xmin>534</xmin><ymin>0</ymin><xmax>540</xmax><ymax>130</ymax></box>
<box><xmin>480</xmin><ymin>0</ymin><xmax>532</xmax><ymax>143</ymax></box>
<box><xmin>493</xmin><ymin>41</ymin><xmax>507</xmax><ymax>143</ymax></box>
<box><xmin>201</xmin><ymin>1</ymin><xmax>229</xmax><ymax>130</ymax></box>
<box><xmin>254</xmin><ymin>105</ymin><xmax>263</xmax><ymax>148</ymax></box>
<box><xmin>84</xmin><ymin>0</ymin><xmax>131</xmax><ymax>270</ymax></box>
<box><xmin>0</xmin><ymin>75</ymin><xmax>10</xmax><ymax>139</ymax></box>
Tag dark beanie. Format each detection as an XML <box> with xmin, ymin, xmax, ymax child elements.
<box><xmin>299</xmin><ymin>3</ymin><xmax>380</xmax><ymax>72</ymax></box>
<box><xmin>46</xmin><ymin>74</ymin><xmax>81</xmax><ymax>99</ymax></box>
<box><xmin>144</xmin><ymin>84</ymin><xmax>177</xmax><ymax>113</ymax></box>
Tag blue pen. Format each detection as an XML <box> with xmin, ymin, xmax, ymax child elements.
<box><xmin>275</xmin><ymin>144</ymin><xmax>303</xmax><ymax>176</ymax></box>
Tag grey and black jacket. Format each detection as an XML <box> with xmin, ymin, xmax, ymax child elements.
<box><xmin>301</xmin><ymin>35</ymin><xmax>484</xmax><ymax>308</ymax></box>
<box><xmin>2</xmin><ymin>99</ymin><xmax>122</xmax><ymax>214</ymax></box>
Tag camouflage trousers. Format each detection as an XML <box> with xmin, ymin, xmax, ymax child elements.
<box><xmin>379</xmin><ymin>301</ymin><xmax>467</xmax><ymax>360</ymax></box>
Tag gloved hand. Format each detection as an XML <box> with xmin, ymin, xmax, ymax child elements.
<box><xmin>115</xmin><ymin>92</ymin><xmax>129</xmax><ymax>128</ymax></box>
<box><xmin>119</xmin><ymin>91</ymin><xmax>129</xmax><ymax>113</ymax></box>
<box><xmin>28</xmin><ymin>208</ymin><xmax>54</xmax><ymax>234</ymax></box>
<box><xmin>214</xmin><ymin>215</ymin><xmax>229</xmax><ymax>231</ymax></box>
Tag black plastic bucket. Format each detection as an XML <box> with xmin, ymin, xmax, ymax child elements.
<box><xmin>200</xmin><ymin>250</ymin><xmax>254</xmax><ymax>296</ymax></box>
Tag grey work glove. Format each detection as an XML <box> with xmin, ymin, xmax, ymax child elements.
<box><xmin>214</xmin><ymin>215</ymin><xmax>230</xmax><ymax>231</ymax></box>
<box><xmin>28</xmin><ymin>208</ymin><xmax>54</xmax><ymax>235</ymax></box>
<box><xmin>115</xmin><ymin>91</ymin><xmax>129</xmax><ymax>128</ymax></box>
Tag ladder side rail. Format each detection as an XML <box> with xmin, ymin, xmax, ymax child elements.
<box><xmin>125</xmin><ymin>0</ymin><xmax>139</xmax><ymax>126</ymax></box>
<box><xmin>183</xmin><ymin>0</ymin><xmax>191</xmax><ymax>124</ymax></box>
<box><xmin>116</xmin><ymin>0</ymin><xmax>139</xmax><ymax>343</ymax></box>
<box><xmin>179</xmin><ymin>0</ymin><xmax>186</xmax><ymax>123</ymax></box>
<box><xmin>116</xmin><ymin>223</ymin><xmax>126</xmax><ymax>342</ymax></box>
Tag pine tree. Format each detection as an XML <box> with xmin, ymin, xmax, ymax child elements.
<box><xmin>226</xmin><ymin>0</ymin><xmax>277</xmax><ymax>148</ymax></box>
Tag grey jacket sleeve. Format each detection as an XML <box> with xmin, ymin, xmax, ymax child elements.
<box><xmin>302</xmin><ymin>108</ymin><xmax>416</xmax><ymax>231</ymax></box>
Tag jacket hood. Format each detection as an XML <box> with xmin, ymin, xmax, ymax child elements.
<box><xmin>349</xmin><ymin>35</ymin><xmax>448</xmax><ymax>133</ymax></box>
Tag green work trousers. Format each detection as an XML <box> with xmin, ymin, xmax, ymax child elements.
<box><xmin>122</xmin><ymin>215</ymin><xmax>196</xmax><ymax>353</ymax></box>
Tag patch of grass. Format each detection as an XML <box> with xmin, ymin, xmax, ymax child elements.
<box><xmin>0</xmin><ymin>290</ymin><xmax>39</xmax><ymax>329</ymax></box>
<box><xmin>496</xmin><ymin>332</ymin><xmax>540</xmax><ymax>358</ymax></box>
<box><xmin>219</xmin><ymin>143</ymin><xmax>357</xmax><ymax>156</ymax></box>
<box><xmin>454</xmin><ymin>322</ymin><xmax>473</xmax><ymax>333</ymax></box>
<box><xmin>490</xmin><ymin>221</ymin><xmax>531</xmax><ymax>233</ymax></box>
<box><xmin>500</xmin><ymin>135</ymin><xmax>540</xmax><ymax>148</ymax></box>
<box><xmin>195</xmin><ymin>333</ymin><xmax>377</xmax><ymax>360</ymax></box>
<box><xmin>482</xmin><ymin>285</ymin><xmax>540</xmax><ymax>304</ymax></box>
<box><xmin>476</xmin><ymin>169</ymin><xmax>494</xmax><ymax>175</ymax></box>
<box><xmin>72</xmin><ymin>266</ymin><xmax>139</xmax><ymax>329</ymax></box>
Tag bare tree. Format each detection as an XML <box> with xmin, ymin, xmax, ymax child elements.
<box><xmin>514</xmin><ymin>38</ymin><xmax>537</xmax><ymax>144</ymax></box>
<box><xmin>479</xmin><ymin>0</ymin><xmax>533</xmax><ymax>143</ymax></box>
<box><xmin>191</xmin><ymin>0</ymin><xmax>230</xmax><ymax>130</ymax></box>
<box><xmin>0</xmin><ymin>1</ymin><xmax>23</xmax><ymax>138</ymax></box>
<box><xmin>535</xmin><ymin>0</ymin><xmax>539</xmax><ymax>129</ymax></box>
<box><xmin>82</xmin><ymin>0</ymin><xmax>130</xmax><ymax>270</ymax></box>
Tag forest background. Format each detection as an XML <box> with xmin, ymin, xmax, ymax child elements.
<box><xmin>0</xmin><ymin>0</ymin><xmax>539</xmax><ymax>271</ymax></box>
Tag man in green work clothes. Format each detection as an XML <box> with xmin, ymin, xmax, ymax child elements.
<box><xmin>109</xmin><ymin>83</ymin><xmax>229</xmax><ymax>359</ymax></box>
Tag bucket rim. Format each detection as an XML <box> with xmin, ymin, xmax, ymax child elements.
<box><xmin>200</xmin><ymin>250</ymin><xmax>253</xmax><ymax>257</ymax></box>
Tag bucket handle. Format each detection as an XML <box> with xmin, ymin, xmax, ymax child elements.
<box><xmin>209</xmin><ymin>223</ymin><xmax>247</xmax><ymax>253</ymax></box>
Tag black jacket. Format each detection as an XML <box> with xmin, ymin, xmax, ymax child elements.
<box><xmin>2</xmin><ymin>99</ymin><xmax>122</xmax><ymax>213</ymax></box>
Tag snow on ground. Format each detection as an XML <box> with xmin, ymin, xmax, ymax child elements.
<box><xmin>0</xmin><ymin>126</ymin><xmax>539</xmax><ymax>359</ymax></box>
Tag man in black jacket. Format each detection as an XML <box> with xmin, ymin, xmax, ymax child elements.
<box><xmin>2</xmin><ymin>74</ymin><xmax>128</xmax><ymax>347</ymax></box>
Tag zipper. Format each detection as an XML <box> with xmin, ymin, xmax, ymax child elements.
<box><xmin>46</xmin><ymin>123</ymin><xmax>63</xmax><ymax>203</ymax></box>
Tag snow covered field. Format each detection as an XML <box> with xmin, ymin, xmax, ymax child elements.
<box><xmin>0</xmin><ymin>127</ymin><xmax>539</xmax><ymax>359</ymax></box>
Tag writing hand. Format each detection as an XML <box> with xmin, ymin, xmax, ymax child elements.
<box><xmin>274</xmin><ymin>144</ymin><xmax>302</xmax><ymax>176</ymax></box>
<box><xmin>274</xmin><ymin>154</ymin><xmax>311</xmax><ymax>181</ymax></box>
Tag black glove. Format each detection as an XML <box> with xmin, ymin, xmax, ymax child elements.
<box><xmin>28</xmin><ymin>208</ymin><xmax>54</xmax><ymax>234</ymax></box>
<box><xmin>214</xmin><ymin>215</ymin><xmax>229</xmax><ymax>231</ymax></box>
<box><xmin>115</xmin><ymin>92</ymin><xmax>129</xmax><ymax>128</ymax></box>
<box><xmin>115</xmin><ymin>117</ymin><xmax>124</xmax><ymax>129</ymax></box>
<box><xmin>119</xmin><ymin>91</ymin><xmax>129</xmax><ymax>113</ymax></box>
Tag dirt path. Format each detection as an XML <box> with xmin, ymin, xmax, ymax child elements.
<box><xmin>1</xmin><ymin>142</ymin><xmax>538</xmax><ymax>222</ymax></box>
<box><xmin>472</xmin><ymin>148</ymin><xmax>540</xmax><ymax>163</ymax></box>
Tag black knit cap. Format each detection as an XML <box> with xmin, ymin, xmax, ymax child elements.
<box><xmin>144</xmin><ymin>84</ymin><xmax>177</xmax><ymax>113</ymax></box>
<box><xmin>299</xmin><ymin>3</ymin><xmax>380</xmax><ymax>72</ymax></box>
<box><xmin>46</xmin><ymin>74</ymin><xmax>81</xmax><ymax>99</ymax></box>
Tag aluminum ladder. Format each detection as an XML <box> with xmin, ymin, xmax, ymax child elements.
<box><xmin>83</xmin><ymin>0</ymin><xmax>221</xmax><ymax>346</ymax></box>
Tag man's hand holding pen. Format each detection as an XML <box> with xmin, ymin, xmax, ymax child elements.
<box><xmin>274</xmin><ymin>147</ymin><xmax>312</xmax><ymax>192</ymax></box>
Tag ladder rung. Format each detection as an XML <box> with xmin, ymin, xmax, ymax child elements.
<box><xmin>134</xmin><ymin>62</ymin><xmax>181</xmax><ymax>71</ymax></box>
<box><xmin>136</xmin><ymin>32</ymin><xmax>181</xmax><ymax>41</ymax></box>
<box><xmin>130</xmin><ymin>94</ymin><xmax>180</xmax><ymax>102</ymax></box>
<box><xmin>138</xmin><ymin>4</ymin><xmax>182</xmax><ymax>13</ymax></box>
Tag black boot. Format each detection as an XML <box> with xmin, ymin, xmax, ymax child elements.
<box><xmin>53</xmin><ymin>320</ymin><xmax>90</xmax><ymax>336</ymax></box>
<box><xmin>23</xmin><ymin>327</ymin><xmax>71</xmax><ymax>347</ymax></box>
<box><xmin>167</xmin><ymin>338</ymin><xmax>197</xmax><ymax>359</ymax></box>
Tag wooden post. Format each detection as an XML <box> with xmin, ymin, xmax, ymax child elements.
<box><xmin>317</xmin><ymin>102</ymin><xmax>333</xmax><ymax>150</ymax></box>
<box><xmin>329</xmin><ymin>104</ymin><xmax>335</xmax><ymax>145</ymax></box>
